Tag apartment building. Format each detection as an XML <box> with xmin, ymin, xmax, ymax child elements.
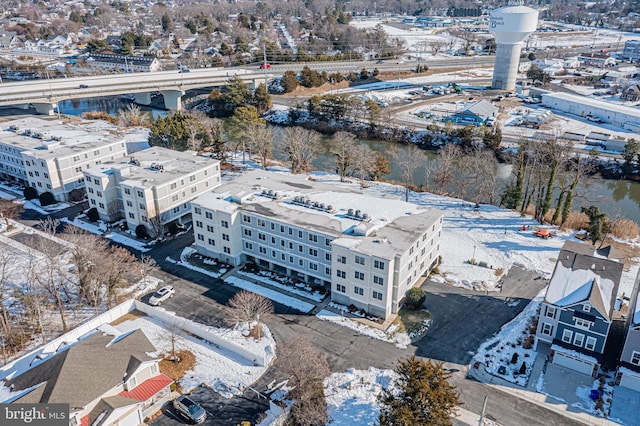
<box><xmin>191</xmin><ymin>170</ymin><xmax>443</xmax><ymax>319</ymax></box>
<box><xmin>0</xmin><ymin>117</ymin><xmax>128</xmax><ymax>201</ymax></box>
<box><xmin>84</xmin><ymin>147</ymin><xmax>221</xmax><ymax>232</ymax></box>
<box><xmin>622</xmin><ymin>39</ymin><xmax>640</xmax><ymax>62</ymax></box>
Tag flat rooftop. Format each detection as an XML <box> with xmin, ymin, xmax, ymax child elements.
<box><xmin>85</xmin><ymin>147</ymin><xmax>219</xmax><ymax>188</ymax></box>
<box><xmin>193</xmin><ymin>170</ymin><xmax>443</xmax><ymax>259</ymax></box>
<box><xmin>0</xmin><ymin>117</ymin><xmax>126</xmax><ymax>160</ymax></box>
<box><xmin>542</xmin><ymin>92</ymin><xmax>640</xmax><ymax>119</ymax></box>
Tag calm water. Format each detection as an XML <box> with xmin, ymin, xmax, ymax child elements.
<box><xmin>58</xmin><ymin>98</ymin><xmax>640</xmax><ymax>223</ymax></box>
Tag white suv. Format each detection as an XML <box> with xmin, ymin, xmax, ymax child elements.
<box><xmin>148</xmin><ymin>285</ymin><xmax>175</xmax><ymax>306</ymax></box>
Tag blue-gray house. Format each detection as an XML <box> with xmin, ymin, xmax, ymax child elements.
<box><xmin>617</xmin><ymin>283</ymin><xmax>640</xmax><ymax>391</ymax></box>
<box><xmin>535</xmin><ymin>241</ymin><xmax>623</xmax><ymax>377</ymax></box>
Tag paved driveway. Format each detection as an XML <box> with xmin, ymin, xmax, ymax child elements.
<box><xmin>416</xmin><ymin>267</ymin><xmax>547</xmax><ymax>364</ymax></box>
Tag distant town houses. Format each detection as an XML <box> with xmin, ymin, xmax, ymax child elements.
<box><xmin>622</xmin><ymin>40</ymin><xmax>640</xmax><ymax>62</ymax></box>
<box><xmin>86</xmin><ymin>53</ymin><xmax>161</xmax><ymax>73</ymax></box>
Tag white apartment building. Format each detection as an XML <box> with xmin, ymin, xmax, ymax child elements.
<box><xmin>0</xmin><ymin>118</ymin><xmax>128</xmax><ymax>201</ymax></box>
<box><xmin>84</xmin><ymin>147</ymin><xmax>221</xmax><ymax>233</ymax></box>
<box><xmin>622</xmin><ymin>40</ymin><xmax>640</xmax><ymax>62</ymax></box>
<box><xmin>191</xmin><ymin>170</ymin><xmax>443</xmax><ymax>319</ymax></box>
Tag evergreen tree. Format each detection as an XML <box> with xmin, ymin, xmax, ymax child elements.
<box><xmin>148</xmin><ymin>112</ymin><xmax>194</xmax><ymax>151</ymax></box>
<box><xmin>208</xmin><ymin>76</ymin><xmax>252</xmax><ymax>117</ymax></box>
<box><xmin>224</xmin><ymin>106</ymin><xmax>264</xmax><ymax>164</ymax></box>
<box><xmin>161</xmin><ymin>12</ymin><xmax>173</xmax><ymax>33</ymax></box>
<box><xmin>379</xmin><ymin>356</ymin><xmax>461</xmax><ymax>426</ymax></box>
<box><xmin>623</xmin><ymin>139</ymin><xmax>639</xmax><ymax>165</ymax></box>
<box><xmin>282</xmin><ymin>71</ymin><xmax>299</xmax><ymax>93</ymax></box>
<box><xmin>581</xmin><ymin>205</ymin><xmax>608</xmax><ymax>246</ymax></box>
<box><xmin>253</xmin><ymin>83</ymin><xmax>272</xmax><ymax>114</ymax></box>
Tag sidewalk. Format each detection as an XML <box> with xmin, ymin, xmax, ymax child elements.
<box><xmin>469</xmin><ymin>362</ymin><xmax>621</xmax><ymax>426</ymax></box>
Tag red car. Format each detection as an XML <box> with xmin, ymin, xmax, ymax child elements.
<box><xmin>259</xmin><ymin>63</ymin><xmax>271</xmax><ymax>69</ymax></box>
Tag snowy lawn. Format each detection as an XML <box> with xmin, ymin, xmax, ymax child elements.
<box><xmin>572</xmin><ymin>375</ymin><xmax>615</xmax><ymax>418</ymax></box>
<box><xmin>472</xmin><ymin>289</ymin><xmax>544</xmax><ymax>387</ymax></box>
<box><xmin>114</xmin><ymin>315</ymin><xmax>274</xmax><ymax>397</ymax></box>
<box><xmin>165</xmin><ymin>246</ymin><xmax>228</xmax><ymax>278</ymax></box>
<box><xmin>237</xmin><ymin>270</ymin><xmax>326</xmax><ymax>302</ymax></box>
<box><xmin>225</xmin><ymin>276</ymin><xmax>315</xmax><ymax>313</ymax></box>
<box><xmin>316</xmin><ymin>309</ymin><xmax>411</xmax><ymax>349</ymax></box>
<box><xmin>324</xmin><ymin>367</ymin><xmax>397</xmax><ymax>426</ymax></box>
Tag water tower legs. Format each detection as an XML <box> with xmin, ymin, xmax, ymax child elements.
<box><xmin>492</xmin><ymin>43</ymin><xmax>524</xmax><ymax>91</ymax></box>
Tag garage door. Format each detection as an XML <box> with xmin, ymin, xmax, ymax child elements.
<box><xmin>620</xmin><ymin>373</ymin><xmax>640</xmax><ymax>392</ymax></box>
<box><xmin>553</xmin><ymin>352</ymin><xmax>594</xmax><ymax>376</ymax></box>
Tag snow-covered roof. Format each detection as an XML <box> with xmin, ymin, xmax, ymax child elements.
<box><xmin>193</xmin><ymin>170</ymin><xmax>443</xmax><ymax>259</ymax></box>
<box><xmin>541</xmin><ymin>92</ymin><xmax>640</xmax><ymax>119</ymax></box>
<box><xmin>545</xmin><ymin>241</ymin><xmax>623</xmax><ymax>319</ymax></box>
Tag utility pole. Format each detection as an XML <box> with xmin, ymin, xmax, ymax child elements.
<box><xmin>262</xmin><ymin>40</ymin><xmax>268</xmax><ymax>85</ymax></box>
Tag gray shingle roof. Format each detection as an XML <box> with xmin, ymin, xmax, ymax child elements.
<box><xmin>5</xmin><ymin>329</ymin><xmax>157</xmax><ymax>410</ymax></box>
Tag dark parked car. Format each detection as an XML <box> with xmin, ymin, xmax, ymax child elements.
<box><xmin>79</xmin><ymin>84</ymin><xmax>89</xmax><ymax>89</ymax></box>
<box><xmin>173</xmin><ymin>396</ymin><xmax>207</xmax><ymax>424</ymax></box>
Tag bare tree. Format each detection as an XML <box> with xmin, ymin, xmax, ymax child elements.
<box><xmin>187</xmin><ymin>122</ymin><xmax>202</xmax><ymax>153</ymax></box>
<box><xmin>0</xmin><ymin>200</ymin><xmax>22</xmax><ymax>228</ymax></box>
<box><xmin>279</xmin><ymin>335</ymin><xmax>330</xmax><ymax>426</ymax></box>
<box><xmin>148</xmin><ymin>214</ymin><xmax>166</xmax><ymax>240</ymax></box>
<box><xmin>351</xmin><ymin>144</ymin><xmax>376</xmax><ymax>187</ymax></box>
<box><xmin>461</xmin><ymin>148</ymin><xmax>499</xmax><ymax>205</ymax></box>
<box><xmin>63</xmin><ymin>227</ymin><xmax>109</xmax><ymax>309</ymax></box>
<box><xmin>246</xmin><ymin>124</ymin><xmax>274</xmax><ymax>170</ymax></box>
<box><xmin>226</xmin><ymin>290</ymin><xmax>274</xmax><ymax>338</ymax></box>
<box><xmin>103</xmin><ymin>246</ymin><xmax>138</xmax><ymax>308</ymax></box>
<box><xmin>329</xmin><ymin>131</ymin><xmax>358</xmax><ymax>182</ymax></box>
<box><xmin>138</xmin><ymin>255</ymin><xmax>157</xmax><ymax>286</ymax></box>
<box><xmin>279</xmin><ymin>127</ymin><xmax>324</xmax><ymax>174</ymax></box>
<box><xmin>0</xmin><ymin>248</ymin><xmax>17</xmax><ymax>339</ymax></box>
<box><xmin>390</xmin><ymin>144</ymin><xmax>425</xmax><ymax>202</ymax></box>
<box><xmin>433</xmin><ymin>143</ymin><xmax>461</xmax><ymax>194</ymax></box>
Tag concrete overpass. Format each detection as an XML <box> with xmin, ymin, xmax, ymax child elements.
<box><xmin>0</xmin><ymin>56</ymin><xmax>495</xmax><ymax>115</ymax></box>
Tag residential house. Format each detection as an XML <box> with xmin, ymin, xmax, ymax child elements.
<box><xmin>191</xmin><ymin>170</ymin><xmax>443</xmax><ymax>319</ymax></box>
<box><xmin>577</xmin><ymin>52</ymin><xmax>617</xmax><ymax>68</ymax></box>
<box><xmin>617</xmin><ymin>279</ymin><xmax>640</xmax><ymax>391</ymax></box>
<box><xmin>83</xmin><ymin>147</ymin><xmax>221</xmax><ymax>233</ymax></box>
<box><xmin>622</xmin><ymin>40</ymin><xmax>640</xmax><ymax>62</ymax></box>
<box><xmin>534</xmin><ymin>241</ymin><xmax>624</xmax><ymax>377</ymax></box>
<box><xmin>447</xmin><ymin>100</ymin><xmax>498</xmax><ymax>126</ymax></box>
<box><xmin>0</xmin><ymin>29</ymin><xmax>18</xmax><ymax>50</ymax></box>
<box><xmin>0</xmin><ymin>118</ymin><xmax>129</xmax><ymax>202</ymax></box>
<box><xmin>2</xmin><ymin>328</ymin><xmax>173</xmax><ymax>426</ymax></box>
<box><xmin>621</xmin><ymin>84</ymin><xmax>640</xmax><ymax>102</ymax></box>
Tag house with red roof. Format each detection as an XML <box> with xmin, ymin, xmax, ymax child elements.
<box><xmin>2</xmin><ymin>328</ymin><xmax>172</xmax><ymax>426</ymax></box>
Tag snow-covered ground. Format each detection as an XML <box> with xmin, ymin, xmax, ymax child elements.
<box><xmin>61</xmin><ymin>216</ymin><xmax>151</xmax><ymax>252</ymax></box>
<box><xmin>165</xmin><ymin>246</ymin><xmax>228</xmax><ymax>278</ymax></box>
<box><xmin>237</xmin><ymin>270</ymin><xmax>326</xmax><ymax>302</ymax></box>
<box><xmin>316</xmin><ymin>309</ymin><xmax>411</xmax><ymax>349</ymax></box>
<box><xmin>114</xmin><ymin>315</ymin><xmax>274</xmax><ymax>397</ymax></box>
<box><xmin>224</xmin><ymin>276</ymin><xmax>315</xmax><ymax>313</ymax></box>
<box><xmin>324</xmin><ymin>367</ymin><xmax>397</xmax><ymax>426</ymax></box>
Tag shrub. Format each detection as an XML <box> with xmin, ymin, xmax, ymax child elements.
<box><xmin>610</xmin><ymin>218</ymin><xmax>639</xmax><ymax>239</ymax></box>
<box><xmin>522</xmin><ymin>335</ymin><xmax>534</xmax><ymax>349</ymax></box>
<box><xmin>87</xmin><ymin>207</ymin><xmax>99</xmax><ymax>222</ymax></box>
<box><xmin>511</xmin><ymin>353</ymin><xmax>518</xmax><ymax>364</ymax></box>
<box><xmin>135</xmin><ymin>224</ymin><xmax>149</xmax><ymax>239</ymax></box>
<box><xmin>404</xmin><ymin>288</ymin><xmax>426</xmax><ymax>310</ymax></box>
<box><xmin>68</xmin><ymin>188</ymin><xmax>85</xmax><ymax>202</ymax></box>
<box><xmin>348</xmin><ymin>304</ymin><xmax>357</xmax><ymax>313</ymax></box>
<box><xmin>38</xmin><ymin>191</ymin><xmax>56</xmax><ymax>206</ymax></box>
<box><xmin>23</xmin><ymin>186</ymin><xmax>38</xmax><ymax>200</ymax></box>
<box><xmin>168</xmin><ymin>221</ymin><xmax>180</xmax><ymax>235</ymax></box>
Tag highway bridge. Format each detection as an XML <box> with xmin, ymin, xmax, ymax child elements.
<box><xmin>0</xmin><ymin>57</ymin><xmax>495</xmax><ymax>115</ymax></box>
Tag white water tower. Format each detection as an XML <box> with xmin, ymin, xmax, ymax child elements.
<box><xmin>489</xmin><ymin>1</ymin><xmax>538</xmax><ymax>90</ymax></box>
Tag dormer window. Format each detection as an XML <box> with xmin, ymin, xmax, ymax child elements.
<box><xmin>128</xmin><ymin>375</ymin><xmax>137</xmax><ymax>390</ymax></box>
<box><xmin>583</xmin><ymin>304</ymin><xmax>591</xmax><ymax>313</ymax></box>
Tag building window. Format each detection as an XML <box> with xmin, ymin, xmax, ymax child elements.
<box><xmin>325</xmin><ymin>267</ymin><xmax>331</xmax><ymax>275</ymax></box>
<box><xmin>88</xmin><ymin>187</ymin><xmax>95</xmax><ymax>194</ymax></box>
<box><xmin>194</xmin><ymin>207</ymin><xmax>201</xmax><ymax>214</ymax></box>
<box><xmin>562</xmin><ymin>329</ymin><xmax>573</xmax><ymax>343</ymax></box>
<box><xmin>137</xmin><ymin>190</ymin><xmax>144</xmax><ymax>198</ymax></box>
<box><xmin>353</xmin><ymin>286</ymin><xmax>364</xmax><ymax>296</ymax></box>
<box><xmin>299</xmin><ymin>259</ymin><xmax>304</xmax><ymax>266</ymax></box>
<box><xmin>257</xmin><ymin>219</ymin><xmax>265</xmax><ymax>227</ymax></box>
<box><xmin>298</xmin><ymin>230</ymin><xmax>303</xmax><ymax>238</ymax></box>
<box><xmin>337</xmin><ymin>255</ymin><xmax>346</xmax><ymax>264</ymax></box>
<box><xmin>270</xmin><ymin>223</ymin><xmax>275</xmax><ymax>230</ymax></box>
<box><xmin>171</xmin><ymin>195</ymin><xmax>178</xmax><ymax>202</ymax></box>
<box><xmin>173</xmin><ymin>207</ymin><xmax>179</xmax><ymax>214</ymax></box>
<box><xmin>196</xmin><ymin>221</ymin><xmax>202</xmax><ymax>228</ymax></box>
<box><xmin>124</xmin><ymin>188</ymin><xmax>130</xmax><ymax>195</ymax></box>
<box><xmin>309</xmin><ymin>248</ymin><xmax>317</xmax><ymax>257</ymax></box>
<box><xmin>336</xmin><ymin>284</ymin><xmax>346</xmax><ymax>293</ymax></box>
<box><xmin>374</xmin><ymin>260</ymin><xmax>385</xmax><ymax>270</ymax></box>
<box><xmin>98</xmin><ymin>202</ymin><xmax>104</xmax><ymax>209</ymax></box>
<box><xmin>139</xmin><ymin>203</ymin><xmax>145</xmax><ymax>210</ymax></box>
<box><xmin>336</xmin><ymin>270</ymin><xmax>346</xmax><ymax>279</ymax></box>
<box><xmin>259</xmin><ymin>247</ymin><xmax>267</xmax><ymax>254</ymax></box>
<box><xmin>355</xmin><ymin>256</ymin><xmax>365</xmax><ymax>265</ymax></box>
<box><xmin>245</xmin><ymin>242</ymin><xmax>252</xmax><ymax>250</ymax></box>
<box><xmin>545</xmin><ymin>306</ymin><xmax>556</xmax><ymax>318</ymax></box>
<box><xmin>244</xmin><ymin>229</ymin><xmax>252</xmax><ymax>237</ymax></box>
<box><xmin>585</xmin><ymin>336</ymin><xmax>597</xmax><ymax>351</ymax></box>
<box><xmin>224</xmin><ymin>247</ymin><xmax>230</xmax><ymax>254</ymax></box>
<box><xmin>128</xmin><ymin>212</ymin><xmax>135</xmax><ymax>219</ymax></box>
<box><xmin>583</xmin><ymin>304</ymin><xmax>591</xmax><ymax>313</ymax></box>
<box><xmin>541</xmin><ymin>323</ymin><xmax>553</xmax><ymax>336</ymax></box>
<box><xmin>242</xmin><ymin>214</ymin><xmax>251</xmax><ymax>223</ymax></box>
<box><xmin>205</xmin><ymin>212</ymin><xmax>213</xmax><ymax>219</ymax></box>
<box><xmin>221</xmin><ymin>220</ymin><xmax>229</xmax><ymax>228</ymax></box>
<box><xmin>207</xmin><ymin>225</ymin><xmax>214</xmax><ymax>233</ymax></box>
<box><xmin>93</xmin><ymin>178</ymin><xmax>99</xmax><ymax>185</ymax></box>
<box><xmin>309</xmin><ymin>234</ymin><xmax>317</xmax><ymax>242</ymax></box>
<box><xmin>90</xmin><ymin>199</ymin><xmax>96</xmax><ymax>205</ymax></box>
<box><xmin>325</xmin><ymin>253</ymin><xmax>331</xmax><ymax>261</ymax></box>
<box><xmin>354</xmin><ymin>271</ymin><xmax>364</xmax><ymax>280</ymax></box>
<box><xmin>190</xmin><ymin>175</ymin><xmax>196</xmax><ymax>181</ymax></box>
<box><xmin>222</xmin><ymin>234</ymin><xmax>230</xmax><ymax>241</ymax></box>
<box><xmin>573</xmin><ymin>333</ymin><xmax>585</xmax><ymax>347</ymax></box>
<box><xmin>258</xmin><ymin>233</ymin><xmax>266</xmax><ymax>241</ymax></box>
<box><xmin>575</xmin><ymin>318</ymin><xmax>592</xmax><ymax>330</ymax></box>
<box><xmin>373</xmin><ymin>276</ymin><xmax>384</xmax><ymax>285</ymax></box>
<box><xmin>372</xmin><ymin>291</ymin><xmax>383</xmax><ymax>301</ymax></box>
<box><xmin>271</xmin><ymin>236</ymin><xmax>276</xmax><ymax>244</ymax></box>
<box><xmin>170</xmin><ymin>183</ymin><xmax>177</xmax><ymax>189</ymax></box>
<box><xmin>632</xmin><ymin>351</ymin><xmax>640</xmax><ymax>366</ymax></box>
<box><xmin>310</xmin><ymin>263</ymin><xmax>318</xmax><ymax>271</ymax></box>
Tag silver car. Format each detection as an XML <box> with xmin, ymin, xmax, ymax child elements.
<box><xmin>148</xmin><ymin>285</ymin><xmax>175</xmax><ymax>306</ymax></box>
<box><xmin>173</xmin><ymin>395</ymin><xmax>207</xmax><ymax>424</ymax></box>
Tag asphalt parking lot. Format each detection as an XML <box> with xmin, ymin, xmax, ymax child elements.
<box><xmin>416</xmin><ymin>267</ymin><xmax>547</xmax><ymax>364</ymax></box>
